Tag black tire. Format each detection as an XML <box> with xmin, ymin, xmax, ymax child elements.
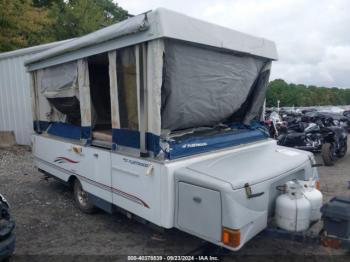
<box><xmin>337</xmin><ymin>141</ymin><xmax>347</xmax><ymax>158</ymax></box>
<box><xmin>0</xmin><ymin>199</ymin><xmax>15</xmax><ymax>261</ymax></box>
<box><xmin>322</xmin><ymin>143</ymin><xmax>335</xmax><ymax>166</ymax></box>
<box><xmin>73</xmin><ymin>179</ymin><xmax>96</xmax><ymax>214</ymax></box>
<box><xmin>0</xmin><ymin>232</ymin><xmax>15</xmax><ymax>261</ymax></box>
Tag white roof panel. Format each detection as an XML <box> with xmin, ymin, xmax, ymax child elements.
<box><xmin>26</xmin><ymin>8</ymin><xmax>278</xmax><ymax>70</ymax></box>
<box><xmin>154</xmin><ymin>8</ymin><xmax>278</xmax><ymax>60</ymax></box>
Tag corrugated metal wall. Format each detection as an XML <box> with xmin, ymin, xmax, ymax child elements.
<box><xmin>0</xmin><ymin>41</ymin><xmax>69</xmax><ymax>145</ymax></box>
<box><xmin>0</xmin><ymin>54</ymin><xmax>33</xmax><ymax>145</ymax></box>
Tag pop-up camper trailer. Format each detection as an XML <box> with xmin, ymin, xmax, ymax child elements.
<box><xmin>25</xmin><ymin>8</ymin><xmax>319</xmax><ymax>250</ymax></box>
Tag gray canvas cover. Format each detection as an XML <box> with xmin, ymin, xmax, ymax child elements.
<box><xmin>25</xmin><ymin>8</ymin><xmax>277</xmax><ymax>72</ymax></box>
<box><xmin>25</xmin><ymin>14</ymin><xmax>148</xmax><ymax>68</ymax></box>
<box><xmin>161</xmin><ymin>41</ymin><xmax>267</xmax><ymax>131</ymax></box>
<box><xmin>242</xmin><ymin>63</ymin><xmax>271</xmax><ymax>125</ymax></box>
<box><xmin>40</xmin><ymin>61</ymin><xmax>78</xmax><ymax>98</ymax></box>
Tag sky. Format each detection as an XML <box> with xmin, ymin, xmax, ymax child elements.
<box><xmin>117</xmin><ymin>0</ymin><xmax>350</xmax><ymax>88</ymax></box>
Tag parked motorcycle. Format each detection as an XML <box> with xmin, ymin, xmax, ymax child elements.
<box><xmin>277</xmin><ymin>122</ymin><xmax>323</xmax><ymax>152</ymax></box>
<box><xmin>320</xmin><ymin>125</ymin><xmax>348</xmax><ymax>165</ymax></box>
<box><xmin>264</xmin><ymin>111</ymin><xmax>287</xmax><ymax>139</ymax></box>
<box><xmin>277</xmin><ymin>116</ymin><xmax>347</xmax><ymax>166</ymax></box>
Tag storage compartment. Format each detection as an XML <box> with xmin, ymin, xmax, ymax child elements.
<box><xmin>177</xmin><ymin>182</ymin><xmax>221</xmax><ymax>241</ymax></box>
<box><xmin>321</xmin><ymin>197</ymin><xmax>350</xmax><ymax>238</ymax></box>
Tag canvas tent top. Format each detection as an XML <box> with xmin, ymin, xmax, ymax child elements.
<box><xmin>25</xmin><ymin>8</ymin><xmax>277</xmax><ymax>71</ymax></box>
<box><xmin>26</xmin><ymin>8</ymin><xmax>276</xmax><ymax>160</ymax></box>
<box><xmin>0</xmin><ymin>39</ymin><xmax>72</xmax><ymax>61</ymax></box>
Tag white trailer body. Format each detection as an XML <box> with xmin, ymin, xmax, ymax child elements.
<box><xmin>32</xmin><ymin>134</ymin><xmax>316</xmax><ymax>250</ymax></box>
<box><xmin>26</xmin><ymin>8</ymin><xmax>318</xmax><ymax>251</ymax></box>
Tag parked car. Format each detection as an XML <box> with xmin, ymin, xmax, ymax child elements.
<box><xmin>0</xmin><ymin>194</ymin><xmax>15</xmax><ymax>260</ymax></box>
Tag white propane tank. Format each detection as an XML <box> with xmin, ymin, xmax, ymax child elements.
<box><xmin>298</xmin><ymin>180</ymin><xmax>323</xmax><ymax>222</ymax></box>
<box><xmin>275</xmin><ymin>181</ymin><xmax>311</xmax><ymax>232</ymax></box>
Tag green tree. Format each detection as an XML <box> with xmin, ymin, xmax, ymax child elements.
<box><xmin>0</xmin><ymin>0</ymin><xmax>54</xmax><ymax>52</ymax></box>
<box><xmin>266</xmin><ymin>80</ymin><xmax>350</xmax><ymax>107</ymax></box>
<box><xmin>49</xmin><ymin>0</ymin><xmax>128</xmax><ymax>41</ymax></box>
<box><xmin>0</xmin><ymin>0</ymin><xmax>128</xmax><ymax>52</ymax></box>
<box><xmin>266</xmin><ymin>79</ymin><xmax>288</xmax><ymax>107</ymax></box>
<box><xmin>32</xmin><ymin>0</ymin><xmax>62</xmax><ymax>7</ymax></box>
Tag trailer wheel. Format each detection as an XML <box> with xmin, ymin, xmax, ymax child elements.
<box><xmin>321</xmin><ymin>143</ymin><xmax>335</xmax><ymax>166</ymax></box>
<box><xmin>73</xmin><ymin>179</ymin><xmax>96</xmax><ymax>214</ymax></box>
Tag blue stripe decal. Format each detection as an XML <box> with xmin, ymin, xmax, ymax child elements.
<box><xmin>47</xmin><ymin>122</ymin><xmax>82</xmax><ymax>140</ymax></box>
<box><xmin>147</xmin><ymin>132</ymin><xmax>161</xmax><ymax>155</ymax></box>
<box><xmin>113</xmin><ymin>129</ymin><xmax>140</xmax><ymax>148</ymax></box>
<box><xmin>112</xmin><ymin>129</ymin><xmax>160</xmax><ymax>155</ymax></box>
<box><xmin>166</xmin><ymin>128</ymin><xmax>268</xmax><ymax>160</ymax></box>
<box><xmin>81</xmin><ymin>126</ymin><xmax>92</xmax><ymax>143</ymax></box>
<box><xmin>33</xmin><ymin>121</ymin><xmax>51</xmax><ymax>133</ymax></box>
<box><xmin>37</xmin><ymin>122</ymin><xmax>92</xmax><ymax>142</ymax></box>
<box><xmin>36</xmin><ymin>120</ymin><xmax>266</xmax><ymax>159</ymax></box>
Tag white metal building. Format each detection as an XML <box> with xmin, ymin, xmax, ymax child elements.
<box><xmin>0</xmin><ymin>41</ymin><xmax>69</xmax><ymax>145</ymax></box>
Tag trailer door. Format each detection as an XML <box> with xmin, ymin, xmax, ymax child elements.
<box><xmin>111</xmin><ymin>153</ymin><xmax>161</xmax><ymax>225</ymax></box>
<box><xmin>76</xmin><ymin>146</ymin><xmax>112</xmax><ymax>205</ymax></box>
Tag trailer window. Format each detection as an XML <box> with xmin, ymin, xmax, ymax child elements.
<box><xmin>88</xmin><ymin>53</ymin><xmax>112</xmax><ymax>142</ymax></box>
<box><xmin>39</xmin><ymin>62</ymin><xmax>81</xmax><ymax>126</ymax></box>
<box><xmin>117</xmin><ymin>46</ymin><xmax>139</xmax><ymax>130</ymax></box>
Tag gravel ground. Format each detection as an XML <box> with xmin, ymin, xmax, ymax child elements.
<box><xmin>0</xmin><ymin>143</ymin><xmax>350</xmax><ymax>261</ymax></box>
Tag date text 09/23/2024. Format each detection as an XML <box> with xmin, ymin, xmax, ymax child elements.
<box><xmin>127</xmin><ymin>256</ymin><xmax>219</xmax><ymax>261</ymax></box>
